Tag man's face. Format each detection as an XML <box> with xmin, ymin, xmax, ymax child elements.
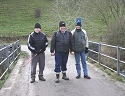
<box><xmin>59</xmin><ymin>26</ymin><xmax>66</xmax><ymax>32</ymax></box>
<box><xmin>34</xmin><ymin>28</ymin><xmax>41</xmax><ymax>33</ymax></box>
<box><xmin>76</xmin><ymin>26</ymin><xmax>81</xmax><ymax>29</ymax></box>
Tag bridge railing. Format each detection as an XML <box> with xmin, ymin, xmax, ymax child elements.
<box><xmin>88</xmin><ymin>41</ymin><xmax>125</xmax><ymax>78</ymax></box>
<box><xmin>0</xmin><ymin>40</ymin><xmax>21</xmax><ymax>80</ymax></box>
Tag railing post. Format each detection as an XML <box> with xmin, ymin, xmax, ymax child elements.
<box><xmin>12</xmin><ymin>44</ymin><xmax>14</xmax><ymax>60</ymax></box>
<box><xmin>14</xmin><ymin>41</ymin><xmax>17</xmax><ymax>57</ymax></box>
<box><xmin>5</xmin><ymin>46</ymin><xmax>9</xmax><ymax>68</ymax></box>
<box><xmin>16</xmin><ymin>40</ymin><xmax>20</xmax><ymax>56</ymax></box>
<box><xmin>0</xmin><ymin>79</ymin><xmax>1</xmax><ymax>86</ymax></box>
<box><xmin>18</xmin><ymin>40</ymin><xmax>21</xmax><ymax>55</ymax></box>
<box><xmin>117</xmin><ymin>45</ymin><xmax>120</xmax><ymax>75</ymax></box>
<box><xmin>98</xmin><ymin>42</ymin><xmax>101</xmax><ymax>64</ymax></box>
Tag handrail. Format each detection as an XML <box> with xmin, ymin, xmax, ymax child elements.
<box><xmin>0</xmin><ymin>40</ymin><xmax>21</xmax><ymax>80</ymax></box>
<box><xmin>88</xmin><ymin>41</ymin><xmax>125</xmax><ymax>78</ymax></box>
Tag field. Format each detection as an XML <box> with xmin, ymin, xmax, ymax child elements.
<box><xmin>0</xmin><ymin>0</ymin><xmax>107</xmax><ymax>40</ymax></box>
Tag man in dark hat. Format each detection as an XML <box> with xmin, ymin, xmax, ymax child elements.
<box><xmin>71</xmin><ymin>21</ymin><xmax>91</xmax><ymax>79</ymax></box>
<box><xmin>50</xmin><ymin>21</ymin><xmax>74</xmax><ymax>83</ymax></box>
<box><xmin>28</xmin><ymin>23</ymin><xmax>48</xmax><ymax>83</ymax></box>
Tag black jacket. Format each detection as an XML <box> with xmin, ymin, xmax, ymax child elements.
<box><xmin>28</xmin><ymin>31</ymin><xmax>48</xmax><ymax>54</ymax></box>
<box><xmin>50</xmin><ymin>30</ymin><xmax>74</xmax><ymax>53</ymax></box>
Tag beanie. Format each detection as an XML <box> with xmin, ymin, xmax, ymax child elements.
<box><xmin>59</xmin><ymin>21</ymin><xmax>66</xmax><ymax>27</ymax></box>
<box><xmin>34</xmin><ymin>23</ymin><xmax>41</xmax><ymax>29</ymax></box>
<box><xmin>76</xmin><ymin>22</ymin><xmax>82</xmax><ymax>26</ymax></box>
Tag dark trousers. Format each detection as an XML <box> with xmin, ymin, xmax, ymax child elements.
<box><xmin>31</xmin><ymin>52</ymin><xmax>45</xmax><ymax>78</ymax></box>
<box><xmin>54</xmin><ymin>52</ymin><xmax>69</xmax><ymax>73</ymax></box>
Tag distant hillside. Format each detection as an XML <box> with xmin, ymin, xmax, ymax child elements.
<box><xmin>0</xmin><ymin>0</ymin><xmax>124</xmax><ymax>43</ymax></box>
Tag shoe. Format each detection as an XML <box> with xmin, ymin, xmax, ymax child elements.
<box><xmin>39</xmin><ymin>76</ymin><xmax>46</xmax><ymax>81</ymax></box>
<box><xmin>76</xmin><ymin>75</ymin><xmax>81</xmax><ymax>79</ymax></box>
<box><xmin>55</xmin><ymin>79</ymin><xmax>60</xmax><ymax>83</ymax></box>
<box><xmin>84</xmin><ymin>75</ymin><xmax>91</xmax><ymax>79</ymax></box>
<box><xmin>55</xmin><ymin>74</ymin><xmax>60</xmax><ymax>83</ymax></box>
<box><xmin>62</xmin><ymin>73</ymin><xmax>69</xmax><ymax>80</ymax></box>
<box><xmin>30</xmin><ymin>78</ymin><xmax>35</xmax><ymax>83</ymax></box>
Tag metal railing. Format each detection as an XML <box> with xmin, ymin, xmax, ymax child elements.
<box><xmin>88</xmin><ymin>41</ymin><xmax>125</xmax><ymax>78</ymax></box>
<box><xmin>0</xmin><ymin>40</ymin><xmax>21</xmax><ymax>80</ymax></box>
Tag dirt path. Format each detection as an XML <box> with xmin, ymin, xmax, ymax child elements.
<box><xmin>0</xmin><ymin>45</ymin><xmax>125</xmax><ymax>96</ymax></box>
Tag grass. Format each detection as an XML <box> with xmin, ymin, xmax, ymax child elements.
<box><xmin>88</xmin><ymin>59</ymin><xmax>125</xmax><ymax>83</ymax></box>
<box><xmin>20</xmin><ymin>51</ymin><xmax>28</xmax><ymax>58</ymax></box>
<box><xmin>0</xmin><ymin>0</ymin><xmax>107</xmax><ymax>41</ymax></box>
<box><xmin>0</xmin><ymin>0</ymin><xmax>54</xmax><ymax>37</ymax></box>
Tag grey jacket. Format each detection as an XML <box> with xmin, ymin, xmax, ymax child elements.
<box><xmin>71</xmin><ymin>28</ymin><xmax>88</xmax><ymax>52</ymax></box>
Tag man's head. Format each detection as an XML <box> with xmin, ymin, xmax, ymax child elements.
<box><xmin>59</xmin><ymin>21</ymin><xmax>66</xmax><ymax>32</ymax></box>
<box><xmin>34</xmin><ymin>23</ymin><xmax>41</xmax><ymax>33</ymax></box>
<box><xmin>76</xmin><ymin>22</ymin><xmax>82</xmax><ymax>29</ymax></box>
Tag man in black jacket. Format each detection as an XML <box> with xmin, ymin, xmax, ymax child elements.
<box><xmin>50</xmin><ymin>21</ymin><xmax>74</xmax><ymax>83</ymax></box>
<box><xmin>28</xmin><ymin>23</ymin><xmax>48</xmax><ymax>83</ymax></box>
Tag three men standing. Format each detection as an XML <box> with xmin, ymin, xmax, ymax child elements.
<box><xmin>28</xmin><ymin>21</ymin><xmax>90</xmax><ymax>83</ymax></box>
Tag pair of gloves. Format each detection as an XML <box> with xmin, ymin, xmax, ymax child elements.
<box><xmin>85</xmin><ymin>47</ymin><xmax>89</xmax><ymax>54</ymax></box>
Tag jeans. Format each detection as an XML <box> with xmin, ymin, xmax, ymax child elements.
<box><xmin>74</xmin><ymin>51</ymin><xmax>88</xmax><ymax>76</ymax></box>
<box><xmin>54</xmin><ymin>52</ymin><xmax>69</xmax><ymax>73</ymax></box>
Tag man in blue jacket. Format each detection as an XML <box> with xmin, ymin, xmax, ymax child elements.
<box><xmin>28</xmin><ymin>23</ymin><xmax>48</xmax><ymax>83</ymax></box>
<box><xmin>50</xmin><ymin>21</ymin><xmax>74</xmax><ymax>83</ymax></box>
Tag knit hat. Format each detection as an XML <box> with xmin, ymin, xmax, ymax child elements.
<box><xmin>34</xmin><ymin>23</ymin><xmax>41</xmax><ymax>29</ymax></box>
<box><xmin>76</xmin><ymin>22</ymin><xmax>82</xmax><ymax>26</ymax></box>
<box><xmin>59</xmin><ymin>21</ymin><xmax>66</xmax><ymax>27</ymax></box>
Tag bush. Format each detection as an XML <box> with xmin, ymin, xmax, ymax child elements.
<box><xmin>105</xmin><ymin>17</ymin><xmax>125</xmax><ymax>47</ymax></box>
<box><xmin>34</xmin><ymin>8</ymin><xmax>41</xmax><ymax>18</ymax></box>
<box><xmin>102</xmin><ymin>17</ymin><xmax>125</xmax><ymax>72</ymax></box>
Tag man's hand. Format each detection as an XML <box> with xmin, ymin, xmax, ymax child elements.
<box><xmin>70</xmin><ymin>52</ymin><xmax>74</xmax><ymax>55</ymax></box>
<box><xmin>51</xmin><ymin>53</ymin><xmax>55</xmax><ymax>56</ymax></box>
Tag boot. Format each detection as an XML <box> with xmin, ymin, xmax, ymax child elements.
<box><xmin>76</xmin><ymin>75</ymin><xmax>81</xmax><ymax>79</ymax></box>
<box><xmin>39</xmin><ymin>75</ymin><xmax>46</xmax><ymax>81</ymax></box>
<box><xmin>84</xmin><ymin>75</ymin><xmax>91</xmax><ymax>79</ymax></box>
<box><xmin>62</xmin><ymin>72</ymin><xmax>69</xmax><ymax>80</ymax></box>
<box><xmin>55</xmin><ymin>74</ymin><xmax>60</xmax><ymax>83</ymax></box>
<box><xmin>39</xmin><ymin>76</ymin><xmax>46</xmax><ymax>81</ymax></box>
<box><xmin>30</xmin><ymin>78</ymin><xmax>35</xmax><ymax>83</ymax></box>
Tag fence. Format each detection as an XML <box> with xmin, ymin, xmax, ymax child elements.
<box><xmin>88</xmin><ymin>41</ymin><xmax>125</xmax><ymax>78</ymax></box>
<box><xmin>0</xmin><ymin>40</ymin><xmax>21</xmax><ymax>80</ymax></box>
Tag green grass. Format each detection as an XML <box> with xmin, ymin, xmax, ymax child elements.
<box><xmin>0</xmin><ymin>0</ymin><xmax>54</xmax><ymax>36</ymax></box>
<box><xmin>91</xmin><ymin>62</ymin><xmax>125</xmax><ymax>83</ymax></box>
<box><xmin>20</xmin><ymin>51</ymin><xmax>27</xmax><ymax>58</ymax></box>
<box><xmin>0</xmin><ymin>0</ymin><xmax>107</xmax><ymax>40</ymax></box>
